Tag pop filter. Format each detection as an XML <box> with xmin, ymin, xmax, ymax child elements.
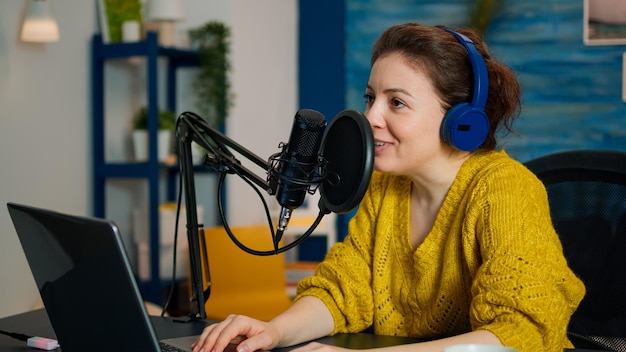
<box><xmin>318</xmin><ymin>109</ymin><xmax>374</xmax><ymax>214</ymax></box>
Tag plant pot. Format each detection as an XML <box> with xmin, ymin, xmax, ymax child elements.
<box><xmin>133</xmin><ymin>130</ymin><xmax>173</xmax><ymax>162</ymax></box>
<box><xmin>192</xmin><ymin>145</ymin><xmax>207</xmax><ymax>164</ymax></box>
<box><xmin>133</xmin><ymin>130</ymin><xmax>148</xmax><ymax>161</ymax></box>
<box><xmin>157</xmin><ymin>130</ymin><xmax>173</xmax><ymax>162</ymax></box>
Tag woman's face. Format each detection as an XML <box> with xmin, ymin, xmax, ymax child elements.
<box><xmin>364</xmin><ymin>52</ymin><xmax>448</xmax><ymax>176</ymax></box>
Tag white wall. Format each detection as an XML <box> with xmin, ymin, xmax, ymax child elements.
<box><xmin>227</xmin><ymin>1</ymin><xmax>298</xmax><ymax>225</ymax></box>
<box><xmin>0</xmin><ymin>0</ymin><xmax>297</xmax><ymax>318</ymax></box>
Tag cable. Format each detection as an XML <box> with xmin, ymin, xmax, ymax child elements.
<box><xmin>0</xmin><ymin>329</ymin><xmax>31</xmax><ymax>341</ymax></box>
<box><xmin>215</xmin><ymin>164</ymin><xmax>325</xmax><ymax>256</ymax></box>
<box><xmin>160</xmin><ymin>171</ymin><xmax>185</xmax><ymax>318</ymax></box>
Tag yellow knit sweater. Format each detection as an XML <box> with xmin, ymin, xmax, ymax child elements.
<box><xmin>296</xmin><ymin>150</ymin><xmax>585</xmax><ymax>352</ymax></box>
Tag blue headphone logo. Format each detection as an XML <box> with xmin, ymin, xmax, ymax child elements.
<box><xmin>440</xmin><ymin>28</ymin><xmax>489</xmax><ymax>152</ymax></box>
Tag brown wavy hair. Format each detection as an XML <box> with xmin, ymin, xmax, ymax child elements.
<box><xmin>370</xmin><ymin>23</ymin><xmax>521</xmax><ymax>151</ymax></box>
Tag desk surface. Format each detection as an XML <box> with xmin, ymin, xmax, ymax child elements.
<box><xmin>0</xmin><ymin>309</ymin><xmax>605</xmax><ymax>351</ymax></box>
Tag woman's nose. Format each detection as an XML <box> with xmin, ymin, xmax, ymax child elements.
<box><xmin>365</xmin><ymin>103</ymin><xmax>385</xmax><ymax>128</ymax></box>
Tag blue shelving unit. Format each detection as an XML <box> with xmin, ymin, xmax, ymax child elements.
<box><xmin>91</xmin><ymin>32</ymin><xmax>199</xmax><ymax>304</ymax></box>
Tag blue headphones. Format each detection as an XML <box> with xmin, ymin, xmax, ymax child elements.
<box><xmin>440</xmin><ymin>28</ymin><xmax>489</xmax><ymax>152</ymax></box>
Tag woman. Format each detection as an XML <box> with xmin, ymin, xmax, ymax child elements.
<box><xmin>192</xmin><ymin>23</ymin><xmax>585</xmax><ymax>352</ymax></box>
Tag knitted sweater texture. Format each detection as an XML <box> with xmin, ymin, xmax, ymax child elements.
<box><xmin>296</xmin><ymin>150</ymin><xmax>585</xmax><ymax>352</ymax></box>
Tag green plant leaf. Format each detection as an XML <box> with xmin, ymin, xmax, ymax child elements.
<box><xmin>189</xmin><ymin>21</ymin><xmax>233</xmax><ymax>126</ymax></box>
<box><xmin>132</xmin><ymin>106</ymin><xmax>176</xmax><ymax>131</ymax></box>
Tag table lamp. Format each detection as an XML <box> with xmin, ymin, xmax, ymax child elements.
<box><xmin>145</xmin><ymin>0</ymin><xmax>185</xmax><ymax>46</ymax></box>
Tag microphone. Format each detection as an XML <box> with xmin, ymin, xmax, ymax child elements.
<box><xmin>274</xmin><ymin>109</ymin><xmax>327</xmax><ymax>236</ymax></box>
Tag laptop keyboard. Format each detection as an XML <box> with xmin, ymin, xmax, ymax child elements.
<box><xmin>160</xmin><ymin>341</ymin><xmax>240</xmax><ymax>352</ymax></box>
<box><xmin>159</xmin><ymin>341</ymin><xmax>189</xmax><ymax>352</ymax></box>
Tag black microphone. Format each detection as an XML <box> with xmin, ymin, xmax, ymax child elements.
<box><xmin>275</xmin><ymin>109</ymin><xmax>327</xmax><ymax>235</ymax></box>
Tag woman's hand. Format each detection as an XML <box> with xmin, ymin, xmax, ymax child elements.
<box><xmin>191</xmin><ymin>296</ymin><xmax>334</xmax><ymax>352</ymax></box>
<box><xmin>191</xmin><ymin>314</ymin><xmax>281</xmax><ymax>352</ymax></box>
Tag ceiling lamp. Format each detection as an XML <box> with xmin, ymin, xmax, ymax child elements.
<box><xmin>21</xmin><ymin>0</ymin><xmax>60</xmax><ymax>43</ymax></box>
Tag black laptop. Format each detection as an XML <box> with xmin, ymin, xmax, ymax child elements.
<box><xmin>6</xmin><ymin>202</ymin><xmax>207</xmax><ymax>352</ymax></box>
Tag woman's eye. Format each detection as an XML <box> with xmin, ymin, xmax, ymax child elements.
<box><xmin>391</xmin><ymin>98</ymin><xmax>406</xmax><ymax>108</ymax></box>
<box><xmin>363</xmin><ymin>93</ymin><xmax>374</xmax><ymax>104</ymax></box>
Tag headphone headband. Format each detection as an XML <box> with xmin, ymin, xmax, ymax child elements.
<box><xmin>440</xmin><ymin>28</ymin><xmax>488</xmax><ymax>109</ymax></box>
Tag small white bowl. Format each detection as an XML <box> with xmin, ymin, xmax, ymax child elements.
<box><xmin>443</xmin><ymin>344</ymin><xmax>518</xmax><ymax>352</ymax></box>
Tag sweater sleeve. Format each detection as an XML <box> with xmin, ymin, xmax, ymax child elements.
<box><xmin>294</xmin><ymin>173</ymin><xmax>384</xmax><ymax>335</ymax></box>
<box><xmin>467</xmin><ymin>162</ymin><xmax>585</xmax><ymax>352</ymax></box>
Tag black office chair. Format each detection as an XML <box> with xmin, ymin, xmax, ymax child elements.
<box><xmin>524</xmin><ymin>150</ymin><xmax>626</xmax><ymax>351</ymax></box>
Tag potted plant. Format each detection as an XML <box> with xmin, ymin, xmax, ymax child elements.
<box><xmin>132</xmin><ymin>106</ymin><xmax>176</xmax><ymax>162</ymax></box>
<box><xmin>188</xmin><ymin>21</ymin><xmax>233</xmax><ymax>128</ymax></box>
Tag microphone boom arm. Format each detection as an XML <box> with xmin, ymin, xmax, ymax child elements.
<box><xmin>176</xmin><ymin>111</ymin><xmax>277</xmax><ymax>319</ymax></box>
<box><xmin>178</xmin><ymin>111</ymin><xmax>275</xmax><ymax>194</ymax></box>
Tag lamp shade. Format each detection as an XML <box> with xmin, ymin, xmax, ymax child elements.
<box><xmin>21</xmin><ymin>0</ymin><xmax>60</xmax><ymax>42</ymax></box>
<box><xmin>146</xmin><ymin>0</ymin><xmax>185</xmax><ymax>21</ymax></box>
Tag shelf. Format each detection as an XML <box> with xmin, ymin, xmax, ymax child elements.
<box><xmin>96</xmin><ymin>163</ymin><xmax>156</xmax><ymax>178</ymax></box>
<box><xmin>91</xmin><ymin>31</ymin><xmax>201</xmax><ymax>305</ymax></box>
<box><xmin>92</xmin><ymin>34</ymin><xmax>199</xmax><ymax>66</ymax></box>
<box><xmin>96</xmin><ymin>162</ymin><xmax>211</xmax><ymax>178</ymax></box>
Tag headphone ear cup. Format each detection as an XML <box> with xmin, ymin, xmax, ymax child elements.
<box><xmin>441</xmin><ymin>102</ymin><xmax>489</xmax><ymax>151</ymax></box>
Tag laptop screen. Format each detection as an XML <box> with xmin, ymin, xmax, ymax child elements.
<box><xmin>7</xmin><ymin>203</ymin><xmax>162</xmax><ymax>352</ymax></box>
